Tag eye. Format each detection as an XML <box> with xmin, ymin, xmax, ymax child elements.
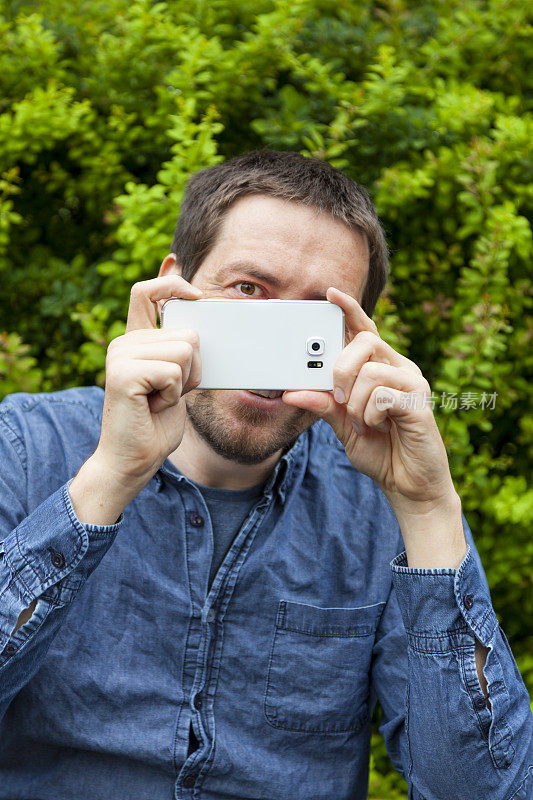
<box><xmin>234</xmin><ymin>281</ymin><xmax>262</xmax><ymax>297</ymax></box>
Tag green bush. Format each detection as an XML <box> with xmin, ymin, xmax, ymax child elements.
<box><xmin>1</xmin><ymin>0</ymin><xmax>531</xmax><ymax>794</ymax></box>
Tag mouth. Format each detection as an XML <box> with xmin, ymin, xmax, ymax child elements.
<box><xmin>236</xmin><ymin>390</ymin><xmax>285</xmax><ymax>409</ymax></box>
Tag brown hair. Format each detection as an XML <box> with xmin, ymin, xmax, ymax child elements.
<box><xmin>171</xmin><ymin>149</ymin><xmax>388</xmax><ymax>317</ymax></box>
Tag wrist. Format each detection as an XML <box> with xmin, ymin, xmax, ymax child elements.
<box><xmin>90</xmin><ymin>448</ymin><xmax>155</xmax><ymax>495</ymax></box>
<box><xmin>387</xmin><ymin>485</ymin><xmax>461</xmax><ymax>525</ymax></box>
<box><xmin>69</xmin><ymin>453</ymin><xmax>148</xmax><ymax>526</ymax></box>
<box><xmin>388</xmin><ymin>489</ymin><xmax>468</xmax><ymax>569</ymax></box>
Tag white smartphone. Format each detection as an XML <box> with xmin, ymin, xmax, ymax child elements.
<box><xmin>160</xmin><ymin>298</ymin><xmax>345</xmax><ymax>390</ymax></box>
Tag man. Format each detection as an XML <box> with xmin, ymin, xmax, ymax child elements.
<box><xmin>0</xmin><ymin>150</ymin><xmax>531</xmax><ymax>800</ymax></box>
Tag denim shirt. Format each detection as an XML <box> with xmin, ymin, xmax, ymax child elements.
<box><xmin>0</xmin><ymin>387</ymin><xmax>531</xmax><ymax>800</ymax></box>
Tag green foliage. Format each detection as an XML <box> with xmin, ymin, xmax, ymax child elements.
<box><xmin>0</xmin><ymin>1</ymin><xmax>531</xmax><ymax>795</ymax></box>
<box><xmin>0</xmin><ymin>332</ymin><xmax>43</xmax><ymax>394</ymax></box>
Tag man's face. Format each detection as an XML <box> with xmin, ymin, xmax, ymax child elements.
<box><xmin>163</xmin><ymin>194</ymin><xmax>369</xmax><ymax>466</ymax></box>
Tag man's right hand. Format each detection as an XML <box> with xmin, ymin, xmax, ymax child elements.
<box><xmin>69</xmin><ymin>276</ymin><xmax>203</xmax><ymax>525</ymax></box>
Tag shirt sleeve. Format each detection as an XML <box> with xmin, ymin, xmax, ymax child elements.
<box><xmin>374</xmin><ymin>509</ymin><xmax>533</xmax><ymax>800</ymax></box>
<box><xmin>0</xmin><ymin>412</ymin><xmax>123</xmax><ymax>719</ymax></box>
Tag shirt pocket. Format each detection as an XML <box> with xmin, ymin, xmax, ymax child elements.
<box><xmin>264</xmin><ymin>598</ymin><xmax>385</xmax><ymax>734</ymax></box>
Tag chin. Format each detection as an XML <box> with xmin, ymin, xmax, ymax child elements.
<box><xmin>184</xmin><ymin>389</ymin><xmax>318</xmax><ymax>465</ymax></box>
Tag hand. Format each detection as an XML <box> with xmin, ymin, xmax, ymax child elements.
<box><xmin>95</xmin><ymin>276</ymin><xmax>203</xmax><ymax>485</ymax></box>
<box><xmin>281</xmin><ymin>287</ymin><xmax>457</xmax><ymax>512</ymax></box>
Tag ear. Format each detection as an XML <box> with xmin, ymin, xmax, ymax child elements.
<box><xmin>156</xmin><ymin>253</ymin><xmax>183</xmax><ymax>322</ymax></box>
<box><xmin>158</xmin><ymin>252</ymin><xmax>182</xmax><ymax>278</ymax></box>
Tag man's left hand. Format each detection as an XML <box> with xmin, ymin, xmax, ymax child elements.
<box><xmin>281</xmin><ymin>286</ymin><xmax>461</xmax><ymax>525</ymax></box>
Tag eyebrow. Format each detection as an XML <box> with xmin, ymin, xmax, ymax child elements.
<box><xmin>213</xmin><ymin>263</ymin><xmax>329</xmax><ymax>301</ymax></box>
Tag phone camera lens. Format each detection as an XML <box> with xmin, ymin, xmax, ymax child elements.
<box><xmin>306</xmin><ymin>337</ymin><xmax>325</xmax><ymax>356</ymax></box>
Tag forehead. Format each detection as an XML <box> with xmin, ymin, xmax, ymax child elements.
<box><xmin>200</xmin><ymin>194</ymin><xmax>369</xmax><ymax>294</ymax></box>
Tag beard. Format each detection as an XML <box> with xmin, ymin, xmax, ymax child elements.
<box><xmin>183</xmin><ymin>389</ymin><xmax>320</xmax><ymax>466</ymax></box>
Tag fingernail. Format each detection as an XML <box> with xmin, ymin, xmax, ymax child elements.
<box><xmin>352</xmin><ymin>421</ymin><xmax>363</xmax><ymax>435</ymax></box>
<box><xmin>334</xmin><ymin>387</ymin><xmax>345</xmax><ymax>404</ymax></box>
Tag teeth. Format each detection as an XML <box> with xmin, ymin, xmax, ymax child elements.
<box><xmin>249</xmin><ymin>390</ymin><xmax>283</xmax><ymax>399</ymax></box>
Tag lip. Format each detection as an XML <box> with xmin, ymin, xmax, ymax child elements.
<box><xmin>236</xmin><ymin>390</ymin><xmax>285</xmax><ymax>409</ymax></box>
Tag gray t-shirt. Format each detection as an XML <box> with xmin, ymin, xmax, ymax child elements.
<box><xmin>189</xmin><ymin>478</ymin><xmax>266</xmax><ymax>590</ymax></box>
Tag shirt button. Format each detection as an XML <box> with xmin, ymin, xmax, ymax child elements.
<box><xmin>463</xmin><ymin>593</ymin><xmax>474</xmax><ymax>610</ymax></box>
<box><xmin>189</xmin><ymin>512</ymin><xmax>204</xmax><ymax>528</ymax></box>
<box><xmin>183</xmin><ymin>774</ymin><xmax>197</xmax><ymax>789</ymax></box>
<box><xmin>51</xmin><ymin>550</ymin><xmax>66</xmax><ymax>569</ymax></box>
<box><xmin>4</xmin><ymin>643</ymin><xmax>17</xmax><ymax>656</ymax></box>
<box><xmin>474</xmin><ymin>696</ymin><xmax>487</xmax><ymax>710</ymax></box>
<box><xmin>193</xmin><ymin>695</ymin><xmax>202</xmax><ymax>710</ymax></box>
<box><xmin>206</xmin><ymin>609</ymin><xmax>216</xmax><ymax>624</ymax></box>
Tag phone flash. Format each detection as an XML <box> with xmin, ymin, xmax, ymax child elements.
<box><xmin>308</xmin><ymin>361</ymin><xmax>323</xmax><ymax>369</ymax></box>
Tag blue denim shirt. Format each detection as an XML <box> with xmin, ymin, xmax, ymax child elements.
<box><xmin>0</xmin><ymin>387</ymin><xmax>531</xmax><ymax>800</ymax></box>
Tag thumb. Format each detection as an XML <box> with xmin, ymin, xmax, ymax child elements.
<box><xmin>282</xmin><ymin>390</ymin><xmax>347</xmax><ymax>439</ymax></box>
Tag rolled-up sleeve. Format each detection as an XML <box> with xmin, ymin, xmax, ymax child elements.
<box><xmin>385</xmin><ymin>511</ymin><xmax>533</xmax><ymax>800</ymax></box>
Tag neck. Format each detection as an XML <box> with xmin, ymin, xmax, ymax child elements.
<box><xmin>167</xmin><ymin>417</ymin><xmax>282</xmax><ymax>490</ymax></box>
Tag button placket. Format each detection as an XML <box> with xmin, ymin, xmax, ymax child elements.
<box><xmin>178</xmin><ymin>479</ymin><xmax>280</xmax><ymax>788</ymax></box>
<box><xmin>183</xmin><ymin>773</ymin><xmax>198</xmax><ymax>789</ymax></box>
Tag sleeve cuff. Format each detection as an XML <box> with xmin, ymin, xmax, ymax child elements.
<box><xmin>2</xmin><ymin>478</ymin><xmax>122</xmax><ymax>607</ymax></box>
<box><xmin>390</xmin><ymin>516</ymin><xmax>498</xmax><ymax>647</ymax></box>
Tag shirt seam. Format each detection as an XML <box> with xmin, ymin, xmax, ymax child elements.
<box><xmin>506</xmin><ymin>766</ymin><xmax>532</xmax><ymax>800</ymax></box>
<box><xmin>278</xmin><ymin>625</ymin><xmax>376</xmax><ymax>638</ymax></box>
<box><xmin>0</xmin><ymin>412</ymin><xmax>28</xmax><ymax>473</ymax></box>
<box><xmin>406</xmin><ymin>625</ymin><xmax>470</xmax><ymax>638</ymax></box>
<box><xmin>5</xmin><ymin>394</ymin><xmax>103</xmax><ymax>425</ymax></box>
<box><xmin>0</xmin><ymin>413</ymin><xmax>30</xmax><ymax>522</ymax></box>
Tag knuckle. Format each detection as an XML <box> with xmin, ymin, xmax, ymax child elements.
<box><xmin>182</xmin><ymin>328</ymin><xmax>200</xmax><ymax>346</ymax></box>
<box><xmin>130</xmin><ymin>281</ymin><xmax>143</xmax><ymax>297</ymax></box>
<box><xmin>105</xmin><ymin>337</ymin><xmax>121</xmax><ymax>364</ymax></box>
<box><xmin>180</xmin><ymin>341</ymin><xmax>194</xmax><ymax>360</ymax></box>
<box><xmin>170</xmin><ymin>363</ymin><xmax>183</xmax><ymax>383</ymax></box>
<box><xmin>333</xmin><ymin>365</ymin><xmax>352</xmax><ymax>384</ymax></box>
<box><xmin>359</xmin><ymin>361</ymin><xmax>380</xmax><ymax>380</ymax></box>
<box><xmin>412</xmin><ymin>373</ymin><xmax>430</xmax><ymax>393</ymax></box>
<box><xmin>346</xmin><ymin>401</ymin><xmax>360</xmax><ymax>419</ymax></box>
<box><xmin>406</xmin><ymin>358</ymin><xmax>423</xmax><ymax>375</ymax></box>
<box><xmin>355</xmin><ymin>330</ymin><xmax>378</xmax><ymax>346</ymax></box>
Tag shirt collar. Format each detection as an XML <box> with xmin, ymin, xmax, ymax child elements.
<box><xmin>154</xmin><ymin>423</ymin><xmax>309</xmax><ymax>506</ymax></box>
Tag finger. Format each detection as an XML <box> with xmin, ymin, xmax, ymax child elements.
<box><xmin>128</xmin><ymin>339</ymin><xmax>202</xmax><ymax>395</ymax></box>
<box><xmin>363</xmin><ymin>385</ymin><xmax>434</xmax><ymax>434</ymax></box>
<box><xmin>107</xmin><ymin>328</ymin><xmax>202</xmax><ymax>396</ymax></box>
<box><xmin>325</xmin><ymin>286</ymin><xmax>380</xmax><ymax>341</ymax></box>
<box><xmin>345</xmin><ymin>363</ymin><xmax>429</xmax><ymax>434</ymax></box>
<box><xmin>126</xmin><ymin>277</ymin><xmax>203</xmax><ymax>332</ymax></box>
<box><xmin>333</xmin><ymin>331</ymin><xmax>401</xmax><ymax>388</ymax></box>
<box><xmin>148</xmin><ymin>365</ymin><xmax>185</xmax><ymax>414</ymax></box>
<box><xmin>363</xmin><ymin>393</ymin><xmax>392</xmax><ymax>434</ymax></box>
<box><xmin>115</xmin><ymin>360</ymin><xmax>188</xmax><ymax>403</ymax></box>
<box><xmin>281</xmin><ymin>389</ymin><xmax>334</xmax><ymax>417</ymax></box>
<box><xmin>129</xmin><ymin>341</ymin><xmax>198</xmax><ymax>365</ymax></box>
<box><xmin>332</xmin><ymin>330</ymin><xmax>421</xmax><ymax>405</ymax></box>
<box><xmin>110</xmin><ymin>328</ymin><xmax>201</xmax><ymax>347</ymax></box>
